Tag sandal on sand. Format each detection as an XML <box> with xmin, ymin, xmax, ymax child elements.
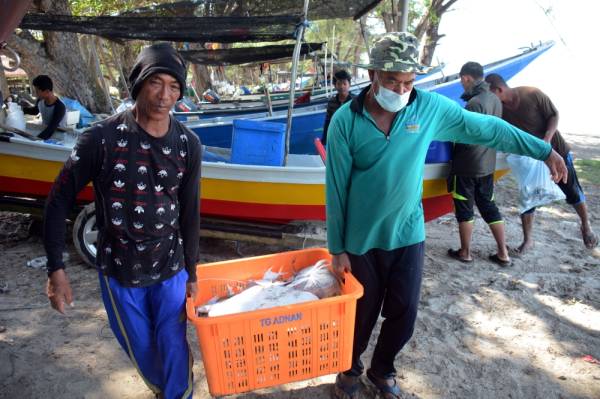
<box><xmin>447</xmin><ymin>248</ymin><xmax>473</xmax><ymax>263</ymax></box>
<box><xmin>366</xmin><ymin>370</ymin><xmax>402</xmax><ymax>399</ymax></box>
<box><xmin>331</xmin><ymin>373</ymin><xmax>360</xmax><ymax>399</ymax></box>
<box><xmin>488</xmin><ymin>253</ymin><xmax>512</xmax><ymax>267</ymax></box>
<box><xmin>582</xmin><ymin>227</ymin><xmax>599</xmax><ymax>249</ymax></box>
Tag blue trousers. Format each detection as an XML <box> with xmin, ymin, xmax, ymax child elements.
<box><xmin>344</xmin><ymin>242</ymin><xmax>424</xmax><ymax>378</ymax></box>
<box><xmin>99</xmin><ymin>270</ymin><xmax>193</xmax><ymax>399</ymax></box>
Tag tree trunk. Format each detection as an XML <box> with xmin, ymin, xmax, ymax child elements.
<box><xmin>382</xmin><ymin>0</ymin><xmax>401</xmax><ymax>32</ymax></box>
<box><xmin>390</xmin><ymin>0</ymin><xmax>400</xmax><ymax>31</ymax></box>
<box><xmin>240</xmin><ymin>66</ymin><xmax>255</xmax><ymax>88</ymax></box>
<box><xmin>108</xmin><ymin>41</ymin><xmax>130</xmax><ymax>98</ymax></box>
<box><xmin>5</xmin><ymin>0</ymin><xmax>110</xmax><ymax>113</ymax></box>
<box><xmin>119</xmin><ymin>41</ymin><xmax>139</xmax><ymax>76</ymax></box>
<box><xmin>187</xmin><ymin>42</ymin><xmax>212</xmax><ymax>95</ymax></box>
<box><xmin>80</xmin><ymin>35</ymin><xmax>99</xmax><ymax>94</ymax></box>
<box><xmin>96</xmin><ymin>38</ymin><xmax>117</xmax><ymax>90</ymax></box>
<box><xmin>381</xmin><ymin>11</ymin><xmax>393</xmax><ymax>33</ymax></box>
<box><xmin>352</xmin><ymin>40</ymin><xmax>362</xmax><ymax>78</ymax></box>
<box><xmin>420</xmin><ymin>24</ymin><xmax>444</xmax><ymax>66</ymax></box>
<box><xmin>413</xmin><ymin>0</ymin><xmax>459</xmax><ymax>66</ymax></box>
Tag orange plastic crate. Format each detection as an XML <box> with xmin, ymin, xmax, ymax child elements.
<box><xmin>186</xmin><ymin>248</ymin><xmax>363</xmax><ymax>397</ymax></box>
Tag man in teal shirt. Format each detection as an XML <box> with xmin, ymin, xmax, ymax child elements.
<box><xmin>327</xmin><ymin>32</ymin><xmax>567</xmax><ymax>399</ymax></box>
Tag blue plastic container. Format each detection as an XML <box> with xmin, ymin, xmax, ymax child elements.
<box><xmin>231</xmin><ymin>119</ymin><xmax>286</xmax><ymax>166</ymax></box>
<box><xmin>425</xmin><ymin>140</ymin><xmax>452</xmax><ymax>163</ymax></box>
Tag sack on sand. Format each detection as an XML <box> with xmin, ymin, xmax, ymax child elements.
<box><xmin>506</xmin><ymin>154</ymin><xmax>566</xmax><ymax>213</ymax></box>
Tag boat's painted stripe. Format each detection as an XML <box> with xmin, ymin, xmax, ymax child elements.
<box><xmin>0</xmin><ymin>168</ymin><xmax>453</xmax><ymax>205</ymax></box>
<box><xmin>2</xmin><ymin>153</ymin><xmax>495</xmax><ymax>204</ymax></box>
<box><xmin>201</xmin><ymin>171</ymin><xmax>506</xmax><ymax>205</ymax></box>
<box><xmin>0</xmin><ymin>154</ymin><xmax>70</xmax><ymax>182</ymax></box>
<box><xmin>0</xmin><ymin>176</ymin><xmax>95</xmax><ymax>201</ymax></box>
<box><xmin>201</xmin><ymin>178</ymin><xmax>324</xmax><ymax>205</ymax></box>
<box><xmin>1</xmin><ymin>175</ymin><xmax>455</xmax><ymax>223</ymax></box>
<box><xmin>201</xmin><ymin>199</ymin><xmax>325</xmax><ymax>222</ymax></box>
<box><xmin>1</xmin><ymin>167</ymin><xmax>507</xmax><ymax>207</ymax></box>
<box><xmin>423</xmin><ymin>194</ymin><xmax>454</xmax><ymax>222</ymax></box>
<box><xmin>200</xmin><ymin>193</ymin><xmax>454</xmax><ymax>223</ymax></box>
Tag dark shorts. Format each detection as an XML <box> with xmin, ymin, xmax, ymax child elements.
<box><xmin>523</xmin><ymin>152</ymin><xmax>585</xmax><ymax>214</ymax></box>
<box><xmin>448</xmin><ymin>173</ymin><xmax>502</xmax><ymax>224</ymax></box>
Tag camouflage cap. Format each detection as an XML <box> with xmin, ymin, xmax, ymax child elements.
<box><xmin>355</xmin><ymin>32</ymin><xmax>428</xmax><ymax>74</ymax></box>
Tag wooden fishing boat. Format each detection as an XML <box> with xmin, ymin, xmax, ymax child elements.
<box><xmin>2</xmin><ymin>38</ymin><xmax>543</xmax><ymax>259</ymax></box>
<box><xmin>181</xmin><ymin>41</ymin><xmax>555</xmax><ymax>155</ymax></box>
<box><xmin>2</xmin><ymin>133</ymin><xmax>481</xmax><ymax>222</ymax></box>
<box><xmin>0</xmin><ymin>130</ymin><xmax>508</xmax><ymax>265</ymax></box>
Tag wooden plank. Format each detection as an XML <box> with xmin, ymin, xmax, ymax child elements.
<box><xmin>0</xmin><ymin>123</ymin><xmax>42</xmax><ymax>141</ymax></box>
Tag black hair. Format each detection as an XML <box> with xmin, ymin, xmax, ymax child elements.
<box><xmin>332</xmin><ymin>70</ymin><xmax>351</xmax><ymax>84</ymax></box>
<box><xmin>32</xmin><ymin>75</ymin><xmax>53</xmax><ymax>92</ymax></box>
<box><xmin>484</xmin><ymin>73</ymin><xmax>508</xmax><ymax>90</ymax></box>
<box><xmin>459</xmin><ymin>62</ymin><xmax>483</xmax><ymax>79</ymax></box>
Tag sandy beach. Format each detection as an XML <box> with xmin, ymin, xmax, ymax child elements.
<box><xmin>1</xmin><ymin>131</ymin><xmax>599</xmax><ymax>399</ymax></box>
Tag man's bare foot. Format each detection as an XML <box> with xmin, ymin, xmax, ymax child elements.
<box><xmin>514</xmin><ymin>241</ymin><xmax>534</xmax><ymax>256</ymax></box>
<box><xmin>581</xmin><ymin>226</ymin><xmax>598</xmax><ymax>249</ymax></box>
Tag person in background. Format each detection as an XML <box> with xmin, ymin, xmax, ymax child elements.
<box><xmin>326</xmin><ymin>32</ymin><xmax>567</xmax><ymax>399</ymax></box>
<box><xmin>43</xmin><ymin>43</ymin><xmax>201</xmax><ymax>399</ymax></box>
<box><xmin>485</xmin><ymin>73</ymin><xmax>598</xmax><ymax>252</ymax></box>
<box><xmin>321</xmin><ymin>69</ymin><xmax>353</xmax><ymax>145</ymax></box>
<box><xmin>22</xmin><ymin>75</ymin><xmax>66</xmax><ymax>139</ymax></box>
<box><xmin>447</xmin><ymin>62</ymin><xmax>510</xmax><ymax>266</ymax></box>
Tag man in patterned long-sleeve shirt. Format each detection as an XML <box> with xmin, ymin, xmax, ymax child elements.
<box><xmin>43</xmin><ymin>43</ymin><xmax>201</xmax><ymax>399</ymax></box>
<box><xmin>321</xmin><ymin>70</ymin><xmax>353</xmax><ymax>146</ymax></box>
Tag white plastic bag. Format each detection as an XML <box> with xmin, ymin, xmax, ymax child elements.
<box><xmin>506</xmin><ymin>154</ymin><xmax>566</xmax><ymax>213</ymax></box>
<box><xmin>5</xmin><ymin>102</ymin><xmax>26</xmax><ymax>131</ymax></box>
<box><xmin>286</xmin><ymin>260</ymin><xmax>341</xmax><ymax>299</ymax></box>
<box><xmin>207</xmin><ymin>284</ymin><xmax>318</xmax><ymax>317</ymax></box>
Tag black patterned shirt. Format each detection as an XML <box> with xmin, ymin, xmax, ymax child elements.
<box><xmin>44</xmin><ymin>110</ymin><xmax>202</xmax><ymax>287</ymax></box>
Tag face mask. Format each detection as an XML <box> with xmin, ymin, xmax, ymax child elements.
<box><xmin>374</xmin><ymin>82</ymin><xmax>411</xmax><ymax>113</ymax></box>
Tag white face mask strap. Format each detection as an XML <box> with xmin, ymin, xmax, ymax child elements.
<box><xmin>373</xmin><ymin>72</ymin><xmax>381</xmax><ymax>92</ymax></box>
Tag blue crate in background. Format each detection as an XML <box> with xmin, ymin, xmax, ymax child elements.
<box><xmin>231</xmin><ymin>119</ymin><xmax>286</xmax><ymax>166</ymax></box>
<box><xmin>425</xmin><ymin>140</ymin><xmax>452</xmax><ymax>163</ymax></box>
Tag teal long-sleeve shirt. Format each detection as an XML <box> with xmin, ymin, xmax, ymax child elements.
<box><xmin>325</xmin><ymin>87</ymin><xmax>552</xmax><ymax>255</ymax></box>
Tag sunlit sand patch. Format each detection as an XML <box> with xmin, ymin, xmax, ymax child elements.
<box><xmin>459</xmin><ymin>287</ymin><xmax>592</xmax><ymax>392</ymax></box>
<box><xmin>533</xmin><ymin>294</ymin><xmax>600</xmax><ymax>332</ymax></box>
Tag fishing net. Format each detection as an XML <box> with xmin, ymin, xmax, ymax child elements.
<box><xmin>19</xmin><ymin>0</ymin><xmax>383</xmax><ymax>43</ymax></box>
<box><xmin>179</xmin><ymin>43</ymin><xmax>323</xmax><ymax>65</ymax></box>
<box><xmin>120</xmin><ymin>0</ymin><xmax>381</xmax><ymax>20</ymax></box>
<box><xmin>20</xmin><ymin>14</ymin><xmax>302</xmax><ymax>43</ymax></box>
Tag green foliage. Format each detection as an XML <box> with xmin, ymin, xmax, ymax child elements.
<box><xmin>409</xmin><ymin>1</ymin><xmax>428</xmax><ymax>30</ymax></box>
<box><xmin>370</xmin><ymin>0</ymin><xmax>429</xmax><ymax>32</ymax></box>
<box><xmin>69</xmin><ymin>0</ymin><xmax>168</xmax><ymax>16</ymax></box>
<box><xmin>64</xmin><ymin>0</ymin><xmax>440</xmax><ymax>89</ymax></box>
<box><xmin>305</xmin><ymin>18</ymin><xmax>362</xmax><ymax>61</ymax></box>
